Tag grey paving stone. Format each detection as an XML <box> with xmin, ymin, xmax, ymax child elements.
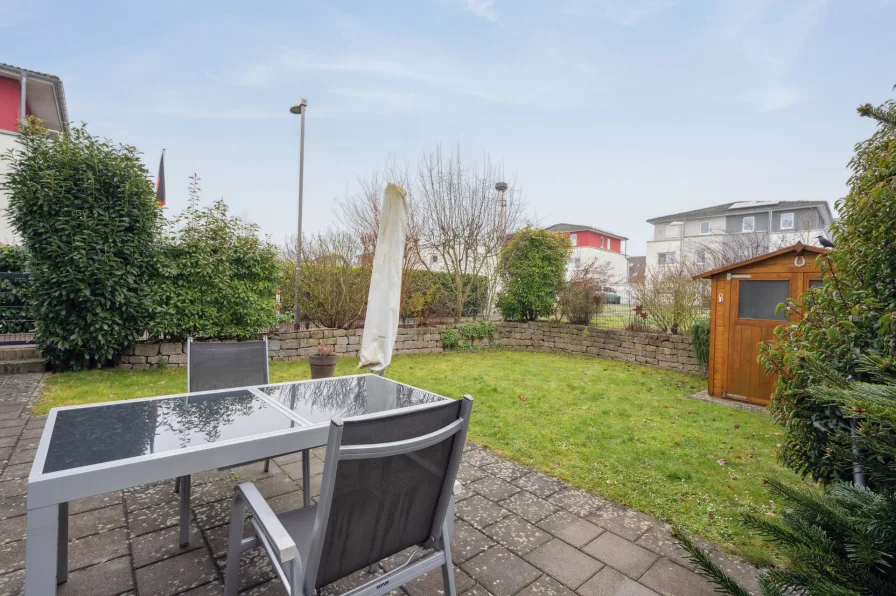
<box><xmin>191</xmin><ymin>478</ymin><xmax>236</xmax><ymax>507</ymax></box>
<box><xmin>231</xmin><ymin>460</ymin><xmax>279</xmax><ymax>482</ymax></box>
<box><xmin>577</xmin><ymin>566</ymin><xmax>660</xmax><ymax>596</ymax></box>
<box><xmin>281</xmin><ymin>456</ymin><xmax>324</xmax><ymax>479</ymax></box>
<box><xmin>215</xmin><ymin>548</ymin><xmax>277</xmax><ymax>593</ymax></box>
<box><xmin>131</xmin><ymin>523</ymin><xmax>203</xmax><ymax>568</ymax></box>
<box><xmin>0</xmin><ymin>539</ymin><xmax>25</xmax><ymax>574</ymax></box>
<box><xmin>481</xmin><ymin>461</ymin><xmax>529</xmax><ymax>482</ymax></box>
<box><xmin>70</xmin><ymin>490</ymin><xmax>123</xmax><ymax>515</ymax></box>
<box><xmin>129</xmin><ymin>500</ymin><xmax>181</xmax><ymax>537</ymax></box>
<box><xmin>58</xmin><ymin>555</ymin><xmax>134</xmax><ymax>596</ymax></box>
<box><xmin>634</xmin><ymin>527</ymin><xmax>695</xmax><ymax>571</ymax></box>
<box><xmin>0</xmin><ymin>462</ymin><xmax>30</xmax><ymax>480</ymax></box>
<box><xmin>456</xmin><ymin>462</ymin><xmax>487</xmax><ymax>485</ymax></box>
<box><xmin>272</xmin><ymin>451</ymin><xmax>303</xmax><ymax>466</ymax></box>
<box><xmin>379</xmin><ymin>545</ymin><xmax>432</xmax><ymax>572</ymax></box>
<box><xmin>69</xmin><ymin>527</ymin><xmax>130</xmax><ymax>571</ymax></box>
<box><xmin>402</xmin><ymin>564</ymin><xmax>475</xmax><ymax>596</ymax></box>
<box><xmin>69</xmin><ymin>503</ymin><xmax>126</xmax><ymax>540</ymax></box>
<box><xmin>468</xmin><ymin>477</ymin><xmax>520</xmax><ymax>501</ymax></box>
<box><xmin>499</xmin><ymin>491</ymin><xmax>558</xmax><ymax>524</ymax></box>
<box><xmin>482</xmin><ymin>515</ymin><xmax>551</xmax><ymax>556</ymax></box>
<box><xmin>243</xmin><ymin>579</ymin><xmax>284</xmax><ymax>594</ymax></box>
<box><xmin>463</xmin><ymin>449</ymin><xmax>503</xmax><ymax>468</ymax></box>
<box><xmin>253</xmin><ymin>473</ymin><xmax>300</xmax><ymax>499</ymax></box>
<box><xmin>0</xmin><ymin>477</ymin><xmax>26</xmax><ymax>498</ymax></box>
<box><xmin>524</xmin><ymin>538</ymin><xmax>602</xmax><ymax>589</ymax></box>
<box><xmin>124</xmin><ymin>481</ymin><xmax>178</xmax><ymax>512</ymax></box>
<box><xmin>512</xmin><ymin>472</ymin><xmax>566</xmax><ymax>499</ymax></box>
<box><xmin>464</xmin><ymin>584</ymin><xmax>496</xmax><ymax>596</ymax></box>
<box><xmin>547</xmin><ymin>489</ymin><xmax>609</xmax><ymax>518</ymax></box>
<box><xmin>456</xmin><ymin>495</ymin><xmax>511</xmax><ymax>530</ymax></box>
<box><xmin>0</xmin><ymin>447</ymin><xmax>12</xmax><ymax>464</ymax></box>
<box><xmin>461</xmin><ymin>546</ymin><xmax>541</xmax><ymax>596</ymax></box>
<box><xmin>19</xmin><ymin>427</ymin><xmax>44</xmax><ymax>440</ymax></box>
<box><xmin>588</xmin><ymin>507</ymin><xmax>655</xmax><ymax>542</ymax></box>
<box><xmin>516</xmin><ymin>574</ymin><xmax>577</xmax><ymax>596</ymax></box>
<box><xmin>0</xmin><ymin>418</ymin><xmax>25</xmax><ymax>430</ymax></box>
<box><xmin>182</xmin><ymin>581</ymin><xmax>224</xmax><ymax>595</ymax></box>
<box><xmin>204</xmin><ymin>519</ymin><xmax>253</xmax><ymax>558</ymax></box>
<box><xmin>14</xmin><ymin>437</ymin><xmax>39</xmax><ymax>450</ymax></box>
<box><xmin>582</xmin><ymin>533</ymin><xmax>658</xmax><ymax>580</ymax></box>
<box><xmin>265</xmin><ymin>489</ymin><xmax>306</xmax><ymax>514</ymax></box>
<box><xmin>193</xmin><ymin>468</ymin><xmax>234</xmax><ymax>485</ymax></box>
<box><xmin>0</xmin><ymin>494</ymin><xmax>25</xmax><ymax>520</ymax></box>
<box><xmin>638</xmin><ymin>559</ymin><xmax>716</xmax><ymax>596</ymax></box>
<box><xmin>451</xmin><ymin>520</ymin><xmax>495</xmax><ymax>564</ymax></box>
<box><xmin>0</xmin><ymin>568</ymin><xmax>23</xmax><ymax>594</ymax></box>
<box><xmin>0</xmin><ymin>425</ymin><xmax>23</xmax><ymax>438</ymax></box>
<box><xmin>537</xmin><ymin>511</ymin><xmax>604</xmax><ymax>548</ymax></box>
<box><xmin>136</xmin><ymin>549</ymin><xmax>219</xmax><ymax>596</ymax></box>
<box><xmin>193</xmin><ymin>498</ymin><xmax>233</xmax><ymax>530</ymax></box>
<box><xmin>0</xmin><ymin>514</ymin><xmax>25</xmax><ymax>544</ymax></box>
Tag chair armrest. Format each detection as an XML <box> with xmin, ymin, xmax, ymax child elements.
<box><xmin>237</xmin><ymin>482</ymin><xmax>299</xmax><ymax>564</ymax></box>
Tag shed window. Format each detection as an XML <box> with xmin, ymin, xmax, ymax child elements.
<box><xmin>742</xmin><ymin>216</ymin><xmax>755</xmax><ymax>233</ymax></box>
<box><xmin>738</xmin><ymin>280</ymin><xmax>789</xmax><ymax>320</ymax></box>
<box><xmin>699</xmin><ymin>221</ymin><xmax>711</xmax><ymax>235</ymax></box>
<box><xmin>809</xmin><ymin>279</ymin><xmax>823</xmax><ymax>289</ymax></box>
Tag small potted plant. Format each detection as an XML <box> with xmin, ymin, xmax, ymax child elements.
<box><xmin>308</xmin><ymin>343</ymin><xmax>337</xmax><ymax>379</ymax></box>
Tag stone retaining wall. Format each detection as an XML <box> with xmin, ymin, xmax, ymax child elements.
<box><xmin>498</xmin><ymin>321</ymin><xmax>703</xmax><ymax>376</ymax></box>
<box><xmin>115</xmin><ymin>321</ymin><xmax>703</xmax><ymax>376</ymax></box>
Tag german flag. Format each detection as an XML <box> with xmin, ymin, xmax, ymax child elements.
<box><xmin>155</xmin><ymin>149</ymin><xmax>166</xmax><ymax>206</ymax></box>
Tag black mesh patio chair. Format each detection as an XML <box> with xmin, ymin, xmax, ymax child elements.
<box><xmin>174</xmin><ymin>338</ymin><xmax>311</xmax><ymax>548</ymax></box>
<box><xmin>223</xmin><ymin>396</ymin><xmax>473</xmax><ymax>596</ymax></box>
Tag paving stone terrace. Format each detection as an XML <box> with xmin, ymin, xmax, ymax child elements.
<box><xmin>0</xmin><ymin>373</ymin><xmax>760</xmax><ymax>596</ymax></box>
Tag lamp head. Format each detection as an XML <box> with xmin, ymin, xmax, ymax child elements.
<box><xmin>290</xmin><ymin>98</ymin><xmax>308</xmax><ymax>115</ymax></box>
<box><xmin>495</xmin><ymin>182</ymin><xmax>508</xmax><ymax>192</ymax></box>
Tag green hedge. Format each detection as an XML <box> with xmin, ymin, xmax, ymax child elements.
<box><xmin>0</xmin><ymin>246</ymin><xmax>32</xmax><ymax>334</ymax></box>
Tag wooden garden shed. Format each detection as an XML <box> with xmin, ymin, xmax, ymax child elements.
<box><xmin>697</xmin><ymin>242</ymin><xmax>828</xmax><ymax>405</ymax></box>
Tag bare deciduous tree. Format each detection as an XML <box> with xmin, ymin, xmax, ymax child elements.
<box><xmin>631</xmin><ymin>263</ymin><xmax>707</xmax><ymax>333</ymax></box>
<box><xmin>554</xmin><ymin>256</ymin><xmax>617</xmax><ymax>324</ymax></box>
<box><xmin>413</xmin><ymin>148</ymin><xmax>525</xmax><ymax>322</ymax></box>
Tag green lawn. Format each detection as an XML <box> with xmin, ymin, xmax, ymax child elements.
<box><xmin>37</xmin><ymin>351</ymin><xmax>803</xmax><ymax>565</ymax></box>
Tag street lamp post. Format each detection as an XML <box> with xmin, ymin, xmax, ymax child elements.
<box><xmin>290</xmin><ymin>98</ymin><xmax>308</xmax><ymax>328</ymax></box>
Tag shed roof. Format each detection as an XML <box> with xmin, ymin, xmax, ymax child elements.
<box><xmin>695</xmin><ymin>242</ymin><xmax>828</xmax><ymax>279</ymax></box>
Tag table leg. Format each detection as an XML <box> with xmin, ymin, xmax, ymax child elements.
<box><xmin>302</xmin><ymin>448</ymin><xmax>311</xmax><ymax>507</ymax></box>
<box><xmin>25</xmin><ymin>503</ymin><xmax>59</xmax><ymax>595</ymax></box>
<box><xmin>58</xmin><ymin>502</ymin><xmax>69</xmax><ymax>583</ymax></box>
<box><xmin>179</xmin><ymin>475</ymin><xmax>191</xmax><ymax>547</ymax></box>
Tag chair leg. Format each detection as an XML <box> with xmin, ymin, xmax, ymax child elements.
<box><xmin>263</xmin><ymin>458</ymin><xmax>270</xmax><ymax>473</ymax></box>
<box><xmin>174</xmin><ymin>476</ymin><xmax>180</xmax><ymax>494</ymax></box>
<box><xmin>178</xmin><ymin>475</ymin><xmax>191</xmax><ymax>547</ymax></box>
<box><xmin>439</xmin><ymin>516</ymin><xmax>457</xmax><ymax>596</ymax></box>
<box><xmin>224</xmin><ymin>491</ymin><xmax>247</xmax><ymax>596</ymax></box>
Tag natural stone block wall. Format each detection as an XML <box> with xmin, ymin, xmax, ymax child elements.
<box><xmin>114</xmin><ymin>321</ymin><xmax>703</xmax><ymax>376</ymax></box>
<box><xmin>497</xmin><ymin>321</ymin><xmax>704</xmax><ymax>376</ymax></box>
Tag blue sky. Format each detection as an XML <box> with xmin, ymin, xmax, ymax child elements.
<box><xmin>2</xmin><ymin>0</ymin><xmax>893</xmax><ymax>251</ymax></box>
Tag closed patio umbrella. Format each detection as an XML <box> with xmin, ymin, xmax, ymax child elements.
<box><xmin>359</xmin><ymin>183</ymin><xmax>408</xmax><ymax>374</ymax></box>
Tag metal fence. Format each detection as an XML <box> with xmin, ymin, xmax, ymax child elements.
<box><xmin>586</xmin><ymin>303</ymin><xmax>710</xmax><ymax>333</ymax></box>
<box><xmin>0</xmin><ymin>272</ymin><xmax>35</xmax><ymax>345</ymax></box>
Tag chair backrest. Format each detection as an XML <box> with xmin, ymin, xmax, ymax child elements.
<box><xmin>305</xmin><ymin>396</ymin><xmax>472</xmax><ymax>591</ymax></box>
<box><xmin>186</xmin><ymin>338</ymin><xmax>269</xmax><ymax>393</ymax></box>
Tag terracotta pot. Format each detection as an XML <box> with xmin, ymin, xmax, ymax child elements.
<box><xmin>308</xmin><ymin>354</ymin><xmax>338</xmax><ymax>379</ymax></box>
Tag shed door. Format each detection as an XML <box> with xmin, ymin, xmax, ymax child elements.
<box><xmin>725</xmin><ymin>276</ymin><xmax>791</xmax><ymax>404</ymax></box>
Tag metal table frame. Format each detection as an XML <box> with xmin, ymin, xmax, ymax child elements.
<box><xmin>25</xmin><ymin>374</ymin><xmax>450</xmax><ymax>595</ymax></box>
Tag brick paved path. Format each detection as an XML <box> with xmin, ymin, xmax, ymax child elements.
<box><xmin>0</xmin><ymin>373</ymin><xmax>760</xmax><ymax>595</ymax></box>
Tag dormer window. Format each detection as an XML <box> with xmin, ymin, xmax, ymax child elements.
<box><xmin>780</xmin><ymin>212</ymin><xmax>794</xmax><ymax>230</ymax></box>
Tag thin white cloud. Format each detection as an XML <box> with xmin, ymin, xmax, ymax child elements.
<box><xmin>464</xmin><ymin>0</ymin><xmax>500</xmax><ymax>23</ymax></box>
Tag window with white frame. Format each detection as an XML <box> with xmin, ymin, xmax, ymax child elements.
<box><xmin>567</xmin><ymin>256</ymin><xmax>581</xmax><ymax>269</ymax></box>
<box><xmin>570</xmin><ymin>233</ymin><xmax>577</xmax><ymax>246</ymax></box>
<box><xmin>658</xmin><ymin>252</ymin><xmax>677</xmax><ymax>266</ymax></box>
<box><xmin>742</xmin><ymin>216</ymin><xmax>755</xmax><ymax>233</ymax></box>
<box><xmin>780</xmin><ymin>212</ymin><xmax>794</xmax><ymax>230</ymax></box>
<box><xmin>699</xmin><ymin>221</ymin><xmax>711</xmax><ymax>235</ymax></box>
<box><xmin>695</xmin><ymin>249</ymin><xmax>706</xmax><ymax>264</ymax></box>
